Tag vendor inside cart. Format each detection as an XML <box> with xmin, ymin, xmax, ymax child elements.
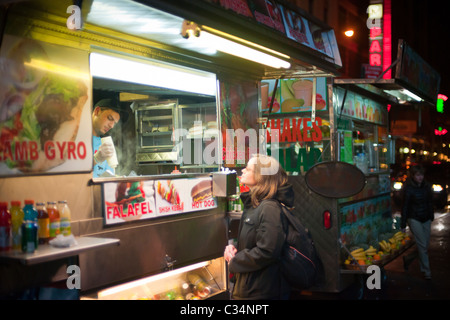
<box><xmin>92</xmin><ymin>98</ymin><xmax>127</xmax><ymax>177</ymax></box>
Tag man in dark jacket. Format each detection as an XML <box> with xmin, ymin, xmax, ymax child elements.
<box><xmin>401</xmin><ymin>165</ymin><xmax>434</xmax><ymax>279</ymax></box>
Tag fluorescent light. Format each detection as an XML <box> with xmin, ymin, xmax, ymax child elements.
<box><xmin>400</xmin><ymin>89</ymin><xmax>423</xmax><ymax>102</ymax></box>
<box><xmin>384</xmin><ymin>88</ymin><xmax>423</xmax><ymax>103</ymax></box>
<box><xmin>90</xmin><ymin>52</ymin><xmax>217</xmax><ymax>96</ymax></box>
<box><xmin>98</xmin><ymin>261</ymin><xmax>210</xmax><ymax>298</ymax></box>
<box><xmin>187</xmin><ymin>29</ymin><xmax>291</xmax><ymax>69</ymax></box>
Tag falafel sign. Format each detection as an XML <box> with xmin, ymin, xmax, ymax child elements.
<box><xmin>102</xmin><ymin>177</ymin><xmax>217</xmax><ymax>225</ymax></box>
<box><xmin>0</xmin><ymin>35</ymin><xmax>92</xmax><ymax>176</ymax></box>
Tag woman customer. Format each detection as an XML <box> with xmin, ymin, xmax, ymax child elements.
<box><xmin>224</xmin><ymin>154</ymin><xmax>294</xmax><ymax>299</ymax></box>
<box><xmin>401</xmin><ymin>164</ymin><xmax>434</xmax><ymax>279</ymax></box>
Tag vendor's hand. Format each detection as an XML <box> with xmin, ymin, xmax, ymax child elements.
<box><xmin>224</xmin><ymin>244</ymin><xmax>237</xmax><ymax>263</ymax></box>
<box><xmin>94</xmin><ymin>141</ymin><xmax>114</xmax><ymax>164</ymax></box>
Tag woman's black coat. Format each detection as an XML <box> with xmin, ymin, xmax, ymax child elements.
<box><xmin>228</xmin><ymin>184</ymin><xmax>294</xmax><ymax>299</ymax></box>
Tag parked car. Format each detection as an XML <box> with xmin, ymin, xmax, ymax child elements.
<box><xmin>391</xmin><ymin>162</ymin><xmax>449</xmax><ymax>210</ymax></box>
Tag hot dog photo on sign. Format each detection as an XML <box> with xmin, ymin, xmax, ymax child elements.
<box><xmin>190</xmin><ymin>178</ymin><xmax>216</xmax><ymax>211</ymax></box>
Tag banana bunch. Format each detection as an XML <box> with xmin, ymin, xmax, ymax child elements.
<box><xmin>349</xmin><ymin>248</ymin><xmax>366</xmax><ymax>261</ymax></box>
<box><xmin>364</xmin><ymin>246</ymin><xmax>377</xmax><ymax>256</ymax></box>
<box><xmin>392</xmin><ymin>231</ymin><xmax>405</xmax><ymax>242</ymax></box>
<box><xmin>379</xmin><ymin>240</ymin><xmax>391</xmax><ymax>253</ymax></box>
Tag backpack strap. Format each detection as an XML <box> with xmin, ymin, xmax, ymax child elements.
<box><xmin>271</xmin><ymin>200</ymin><xmax>304</xmax><ymax>234</ymax></box>
<box><xmin>262</xmin><ymin>199</ymin><xmax>301</xmax><ymax>235</ymax></box>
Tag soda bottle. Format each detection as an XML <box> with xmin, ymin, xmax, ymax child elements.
<box><xmin>23</xmin><ymin>200</ymin><xmax>38</xmax><ymax>223</ymax></box>
<box><xmin>57</xmin><ymin>200</ymin><xmax>71</xmax><ymax>236</ymax></box>
<box><xmin>37</xmin><ymin>202</ymin><xmax>50</xmax><ymax>244</ymax></box>
<box><xmin>10</xmin><ymin>201</ymin><xmax>24</xmax><ymax>251</ymax></box>
<box><xmin>47</xmin><ymin>201</ymin><xmax>60</xmax><ymax>239</ymax></box>
<box><xmin>0</xmin><ymin>202</ymin><xmax>11</xmax><ymax>252</ymax></box>
<box><xmin>21</xmin><ymin>220</ymin><xmax>38</xmax><ymax>253</ymax></box>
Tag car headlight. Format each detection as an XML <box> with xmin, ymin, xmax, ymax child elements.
<box><xmin>393</xmin><ymin>182</ymin><xmax>403</xmax><ymax>190</ymax></box>
<box><xmin>432</xmin><ymin>184</ymin><xmax>444</xmax><ymax>192</ymax></box>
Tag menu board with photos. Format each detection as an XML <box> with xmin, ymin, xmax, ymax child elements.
<box><xmin>202</xmin><ymin>0</ymin><xmax>341</xmax><ymax>64</ymax></box>
<box><xmin>102</xmin><ymin>177</ymin><xmax>217</xmax><ymax>225</ymax></box>
<box><xmin>395</xmin><ymin>40</ymin><xmax>440</xmax><ymax>103</ymax></box>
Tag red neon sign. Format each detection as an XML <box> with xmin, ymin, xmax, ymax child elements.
<box><xmin>367</xmin><ymin>0</ymin><xmax>392</xmax><ymax>79</ymax></box>
<box><xmin>383</xmin><ymin>0</ymin><xmax>392</xmax><ymax>79</ymax></box>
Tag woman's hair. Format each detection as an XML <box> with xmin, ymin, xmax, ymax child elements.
<box><xmin>248</xmin><ymin>154</ymin><xmax>288</xmax><ymax>207</ymax></box>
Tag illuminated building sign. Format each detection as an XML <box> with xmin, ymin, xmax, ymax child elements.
<box><xmin>366</xmin><ymin>1</ymin><xmax>392</xmax><ymax>79</ymax></box>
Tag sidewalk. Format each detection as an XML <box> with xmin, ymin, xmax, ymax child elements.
<box><xmin>381</xmin><ymin>212</ymin><xmax>450</xmax><ymax>299</ymax></box>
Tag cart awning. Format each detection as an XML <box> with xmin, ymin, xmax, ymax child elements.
<box><xmin>336</xmin><ymin>40</ymin><xmax>441</xmax><ymax>106</ymax></box>
<box><xmin>84</xmin><ymin>0</ymin><xmax>342</xmax><ymax>79</ymax></box>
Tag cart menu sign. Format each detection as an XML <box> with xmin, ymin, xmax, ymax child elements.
<box><xmin>102</xmin><ymin>177</ymin><xmax>217</xmax><ymax>225</ymax></box>
<box><xmin>0</xmin><ymin>35</ymin><xmax>93</xmax><ymax>176</ymax></box>
<box><xmin>203</xmin><ymin>0</ymin><xmax>341</xmax><ymax>65</ymax></box>
<box><xmin>395</xmin><ymin>40</ymin><xmax>441</xmax><ymax>104</ymax></box>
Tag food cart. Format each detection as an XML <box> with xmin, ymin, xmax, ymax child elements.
<box><xmin>0</xmin><ymin>0</ymin><xmax>342</xmax><ymax>299</ymax></box>
<box><xmin>259</xmin><ymin>39</ymin><xmax>440</xmax><ymax>294</ymax></box>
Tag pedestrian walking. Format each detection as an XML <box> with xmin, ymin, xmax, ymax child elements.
<box><xmin>401</xmin><ymin>164</ymin><xmax>434</xmax><ymax>279</ymax></box>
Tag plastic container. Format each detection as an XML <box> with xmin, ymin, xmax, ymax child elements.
<box><xmin>101</xmin><ymin>136</ymin><xmax>118</xmax><ymax>168</ymax></box>
<box><xmin>23</xmin><ymin>200</ymin><xmax>38</xmax><ymax>223</ymax></box>
<box><xmin>47</xmin><ymin>201</ymin><xmax>60</xmax><ymax>240</ymax></box>
<box><xmin>37</xmin><ymin>202</ymin><xmax>50</xmax><ymax>244</ymax></box>
<box><xmin>0</xmin><ymin>202</ymin><xmax>11</xmax><ymax>252</ymax></box>
<box><xmin>58</xmin><ymin>200</ymin><xmax>71</xmax><ymax>236</ymax></box>
<box><xmin>10</xmin><ymin>201</ymin><xmax>24</xmax><ymax>251</ymax></box>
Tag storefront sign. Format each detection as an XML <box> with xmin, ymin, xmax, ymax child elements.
<box><xmin>366</xmin><ymin>1</ymin><xmax>391</xmax><ymax>79</ymax></box>
<box><xmin>265</xmin><ymin>117</ymin><xmax>323</xmax><ymax>143</ymax></box>
<box><xmin>0</xmin><ymin>35</ymin><xmax>92</xmax><ymax>176</ymax></box>
<box><xmin>102</xmin><ymin>177</ymin><xmax>217</xmax><ymax>225</ymax></box>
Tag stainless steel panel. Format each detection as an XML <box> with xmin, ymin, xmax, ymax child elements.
<box><xmin>79</xmin><ymin>204</ymin><xmax>227</xmax><ymax>292</ymax></box>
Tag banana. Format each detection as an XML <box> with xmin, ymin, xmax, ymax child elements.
<box><xmin>379</xmin><ymin>241</ymin><xmax>391</xmax><ymax>253</ymax></box>
<box><xmin>350</xmin><ymin>253</ymin><xmax>366</xmax><ymax>260</ymax></box>
<box><xmin>351</xmin><ymin>248</ymin><xmax>364</xmax><ymax>255</ymax></box>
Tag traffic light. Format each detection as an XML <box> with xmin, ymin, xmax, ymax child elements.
<box><xmin>435</xmin><ymin>126</ymin><xmax>448</xmax><ymax>136</ymax></box>
<box><xmin>437</xmin><ymin>94</ymin><xmax>447</xmax><ymax>113</ymax></box>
